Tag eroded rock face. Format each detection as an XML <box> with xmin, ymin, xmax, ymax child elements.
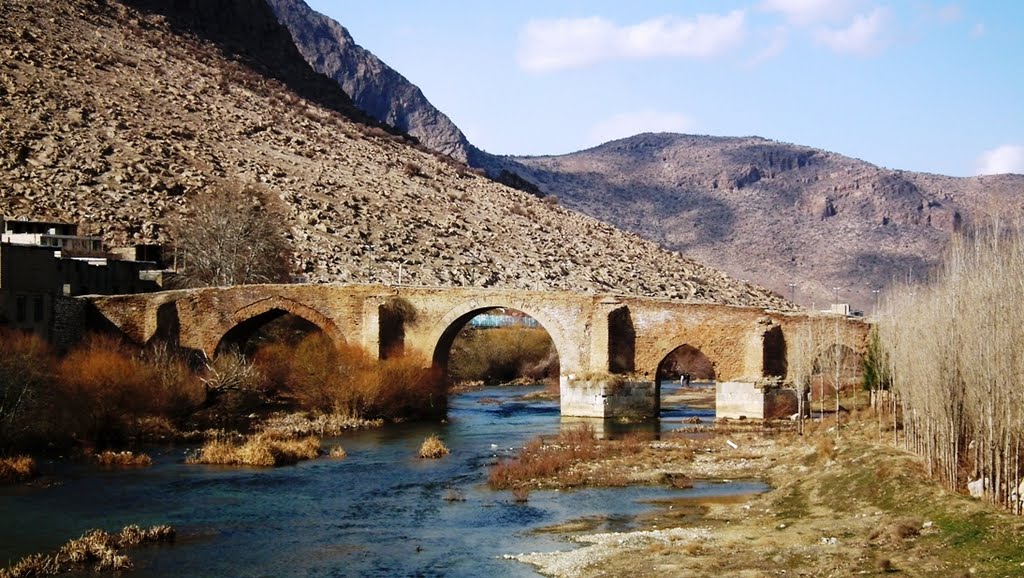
<box><xmin>265</xmin><ymin>0</ymin><xmax>473</xmax><ymax>163</ymax></box>
<box><xmin>0</xmin><ymin>0</ymin><xmax>785</xmax><ymax>309</ymax></box>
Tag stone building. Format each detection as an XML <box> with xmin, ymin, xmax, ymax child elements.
<box><xmin>0</xmin><ymin>217</ymin><xmax>163</xmax><ymax>340</ymax></box>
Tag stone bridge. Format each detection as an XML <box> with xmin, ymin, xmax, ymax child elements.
<box><xmin>81</xmin><ymin>284</ymin><xmax>869</xmax><ymax>419</ymax></box>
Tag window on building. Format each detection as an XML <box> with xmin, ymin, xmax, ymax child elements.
<box><xmin>33</xmin><ymin>296</ymin><xmax>44</xmax><ymax>322</ymax></box>
<box><xmin>15</xmin><ymin>295</ymin><xmax>26</xmax><ymax>322</ymax></box>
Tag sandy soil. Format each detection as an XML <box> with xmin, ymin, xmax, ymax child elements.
<box><xmin>505</xmin><ymin>422</ymin><xmax>1024</xmax><ymax>578</ymax></box>
<box><xmin>662</xmin><ymin>386</ymin><xmax>716</xmax><ymax>410</ymax></box>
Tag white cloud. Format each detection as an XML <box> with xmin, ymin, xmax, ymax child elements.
<box><xmin>588</xmin><ymin>110</ymin><xmax>695</xmax><ymax>146</ymax></box>
<box><xmin>517</xmin><ymin>11</ymin><xmax>746</xmax><ymax>73</ymax></box>
<box><xmin>814</xmin><ymin>7</ymin><xmax>891</xmax><ymax>56</ymax></box>
<box><xmin>761</xmin><ymin>0</ymin><xmax>861</xmax><ymax>25</ymax></box>
<box><xmin>976</xmin><ymin>145</ymin><xmax>1024</xmax><ymax>175</ymax></box>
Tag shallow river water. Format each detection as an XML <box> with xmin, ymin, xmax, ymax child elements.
<box><xmin>0</xmin><ymin>383</ymin><xmax>766</xmax><ymax>577</ymax></box>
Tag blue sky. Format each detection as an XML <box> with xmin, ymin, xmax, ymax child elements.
<box><xmin>304</xmin><ymin>1</ymin><xmax>1023</xmax><ymax>177</ymax></box>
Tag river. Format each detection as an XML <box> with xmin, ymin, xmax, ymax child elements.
<box><xmin>0</xmin><ymin>382</ymin><xmax>766</xmax><ymax>577</ymax></box>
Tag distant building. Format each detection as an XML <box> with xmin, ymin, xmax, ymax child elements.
<box><xmin>1</xmin><ymin>217</ymin><xmax>104</xmax><ymax>256</ymax></box>
<box><xmin>829</xmin><ymin>303</ymin><xmax>851</xmax><ymax>316</ymax></box>
<box><xmin>469</xmin><ymin>312</ymin><xmax>539</xmax><ymax>329</ymax></box>
<box><xmin>0</xmin><ymin>217</ymin><xmax>164</xmax><ymax>339</ymax></box>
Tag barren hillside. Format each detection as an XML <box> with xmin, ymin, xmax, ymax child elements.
<box><xmin>509</xmin><ymin>134</ymin><xmax>1024</xmax><ymax>310</ymax></box>
<box><xmin>0</xmin><ymin>0</ymin><xmax>785</xmax><ymax>308</ymax></box>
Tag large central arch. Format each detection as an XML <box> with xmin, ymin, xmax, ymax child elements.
<box><xmin>425</xmin><ymin>300</ymin><xmax>575</xmax><ymax>378</ymax></box>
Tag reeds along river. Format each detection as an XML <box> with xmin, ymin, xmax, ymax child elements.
<box><xmin>0</xmin><ymin>383</ymin><xmax>765</xmax><ymax>577</ymax></box>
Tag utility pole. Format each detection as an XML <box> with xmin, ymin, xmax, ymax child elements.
<box><xmin>788</xmin><ymin>282</ymin><xmax>797</xmax><ymax>304</ymax></box>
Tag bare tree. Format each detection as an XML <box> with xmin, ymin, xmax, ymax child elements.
<box><xmin>877</xmin><ymin>220</ymin><xmax>1024</xmax><ymax>513</ymax></box>
<box><xmin>788</xmin><ymin>323</ymin><xmax>816</xmax><ymax>434</ymax></box>
<box><xmin>169</xmin><ymin>185</ymin><xmax>292</xmax><ymax>287</ymax></box>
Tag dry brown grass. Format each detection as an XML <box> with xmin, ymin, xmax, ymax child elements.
<box><xmin>418</xmin><ymin>435</ymin><xmax>450</xmax><ymax>459</ymax></box>
<box><xmin>0</xmin><ymin>524</ymin><xmax>174</xmax><ymax>578</ymax></box>
<box><xmin>187</xmin><ymin>433</ymin><xmax>320</xmax><ymax>467</ymax></box>
<box><xmin>327</xmin><ymin>445</ymin><xmax>347</xmax><ymax>459</ymax></box>
<box><xmin>259</xmin><ymin>412</ymin><xmax>382</xmax><ymax>438</ymax></box>
<box><xmin>95</xmin><ymin>451</ymin><xmax>152</xmax><ymax>467</ymax></box>
<box><xmin>489</xmin><ymin>424</ymin><xmax>618</xmax><ymax>489</ymax></box>
<box><xmin>0</xmin><ymin>455</ymin><xmax>36</xmax><ymax>484</ymax></box>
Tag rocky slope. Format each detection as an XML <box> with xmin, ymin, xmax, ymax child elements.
<box><xmin>509</xmin><ymin>134</ymin><xmax>1024</xmax><ymax>310</ymax></box>
<box><xmin>264</xmin><ymin>0</ymin><xmax>475</xmax><ymax>165</ymax></box>
<box><xmin>0</xmin><ymin>0</ymin><xmax>784</xmax><ymax>309</ymax></box>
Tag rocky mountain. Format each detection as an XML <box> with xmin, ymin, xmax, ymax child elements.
<box><xmin>263</xmin><ymin>1</ymin><xmax>1024</xmax><ymax>312</ymax></box>
<box><xmin>264</xmin><ymin>0</ymin><xmax>476</xmax><ymax>165</ymax></box>
<box><xmin>509</xmin><ymin>134</ymin><xmax>1024</xmax><ymax>310</ymax></box>
<box><xmin>0</xmin><ymin>0</ymin><xmax>785</xmax><ymax>309</ymax></box>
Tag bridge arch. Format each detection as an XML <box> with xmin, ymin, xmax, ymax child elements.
<box><xmin>810</xmin><ymin>343</ymin><xmax>863</xmax><ymax>383</ymax></box>
<box><xmin>656</xmin><ymin>343</ymin><xmax>717</xmax><ymax>382</ymax></box>
<box><xmin>426</xmin><ymin>300</ymin><xmax>575</xmax><ymax>377</ymax></box>
<box><xmin>209</xmin><ymin>296</ymin><xmax>346</xmax><ymax>358</ymax></box>
<box><xmin>643</xmin><ymin>331</ymin><xmax>731</xmax><ymax>383</ymax></box>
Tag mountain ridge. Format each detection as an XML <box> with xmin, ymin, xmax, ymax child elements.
<box><xmin>264</xmin><ymin>0</ymin><xmax>477</xmax><ymax>164</ymax></box>
<box><xmin>262</xmin><ymin>1</ymin><xmax>1023</xmax><ymax>310</ymax></box>
<box><xmin>510</xmin><ymin>132</ymin><xmax>1024</xmax><ymax>308</ymax></box>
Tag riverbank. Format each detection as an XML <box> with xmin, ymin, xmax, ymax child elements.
<box><xmin>510</xmin><ymin>419</ymin><xmax>1024</xmax><ymax>577</ymax></box>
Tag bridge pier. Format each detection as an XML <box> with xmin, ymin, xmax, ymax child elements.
<box><xmin>716</xmin><ymin>381</ymin><xmax>799</xmax><ymax>420</ymax></box>
<box><xmin>560</xmin><ymin>374</ymin><xmax>657</xmax><ymax>419</ymax></box>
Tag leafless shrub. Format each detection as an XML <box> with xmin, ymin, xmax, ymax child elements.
<box><xmin>888</xmin><ymin>517</ymin><xmax>922</xmax><ymax>541</ymax></box>
<box><xmin>168</xmin><ymin>184</ymin><xmax>292</xmax><ymax>287</ymax></box>
<box><xmin>875</xmin><ymin>557</ymin><xmax>893</xmax><ymax>573</ymax></box>
<box><xmin>0</xmin><ymin>330</ymin><xmax>54</xmax><ymax>449</ymax></box>
<box><xmin>511</xmin><ymin>487</ymin><xmax>530</xmax><ymax>503</ymax></box>
<box><xmin>403</xmin><ymin>161</ymin><xmax>424</xmax><ymax>178</ymax></box>
<box><xmin>200</xmin><ymin>350</ymin><xmax>266</xmax><ymax>398</ymax></box>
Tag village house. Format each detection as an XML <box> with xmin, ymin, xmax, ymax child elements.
<box><xmin>0</xmin><ymin>217</ymin><xmax>166</xmax><ymax>339</ymax></box>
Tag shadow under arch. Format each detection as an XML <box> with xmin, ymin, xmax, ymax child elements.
<box><xmin>653</xmin><ymin>343</ymin><xmax>718</xmax><ymax>416</ymax></box>
<box><xmin>211</xmin><ymin>296</ymin><xmax>346</xmax><ymax>357</ymax></box>
<box><xmin>656</xmin><ymin>344</ymin><xmax>717</xmax><ymax>382</ymax></box>
<box><xmin>429</xmin><ymin>303</ymin><xmax>567</xmax><ymax>378</ymax></box>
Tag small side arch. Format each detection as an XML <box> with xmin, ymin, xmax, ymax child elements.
<box><xmin>207</xmin><ymin>296</ymin><xmax>345</xmax><ymax>358</ymax></box>
<box><xmin>643</xmin><ymin>331</ymin><xmax>729</xmax><ymax>381</ymax></box>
